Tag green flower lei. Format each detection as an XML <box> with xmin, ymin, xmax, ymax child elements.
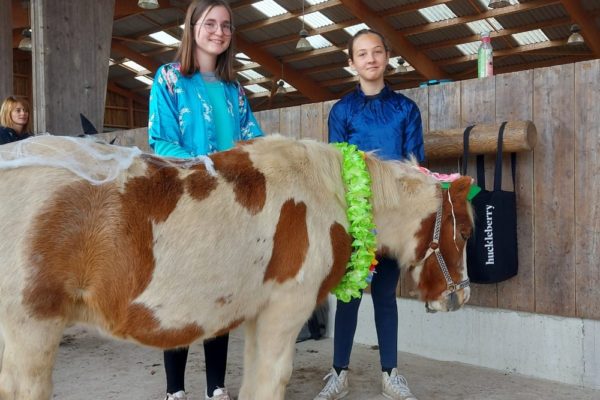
<box><xmin>332</xmin><ymin>142</ymin><xmax>378</xmax><ymax>303</ymax></box>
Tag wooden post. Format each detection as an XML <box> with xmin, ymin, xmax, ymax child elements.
<box><xmin>0</xmin><ymin>0</ymin><xmax>13</xmax><ymax>101</ymax></box>
<box><xmin>424</xmin><ymin>120</ymin><xmax>537</xmax><ymax>160</ymax></box>
<box><xmin>31</xmin><ymin>0</ymin><xmax>115</xmax><ymax>135</ymax></box>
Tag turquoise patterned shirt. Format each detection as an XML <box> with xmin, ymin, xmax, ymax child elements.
<box><xmin>148</xmin><ymin>63</ymin><xmax>263</xmax><ymax>158</ymax></box>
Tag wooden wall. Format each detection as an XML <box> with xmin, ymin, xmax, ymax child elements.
<box><xmin>254</xmin><ymin>59</ymin><xmax>600</xmax><ymax>321</ymax></box>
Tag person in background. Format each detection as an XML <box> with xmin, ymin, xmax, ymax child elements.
<box><xmin>148</xmin><ymin>1</ymin><xmax>263</xmax><ymax>399</ymax></box>
<box><xmin>314</xmin><ymin>29</ymin><xmax>424</xmax><ymax>400</ymax></box>
<box><xmin>0</xmin><ymin>96</ymin><xmax>32</xmax><ymax>144</ymax></box>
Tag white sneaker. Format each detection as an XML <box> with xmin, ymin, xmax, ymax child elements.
<box><xmin>313</xmin><ymin>368</ymin><xmax>349</xmax><ymax>400</ymax></box>
<box><xmin>205</xmin><ymin>387</ymin><xmax>231</xmax><ymax>400</ymax></box>
<box><xmin>382</xmin><ymin>368</ymin><xmax>418</xmax><ymax>400</ymax></box>
<box><xmin>164</xmin><ymin>391</ymin><xmax>187</xmax><ymax>400</ymax></box>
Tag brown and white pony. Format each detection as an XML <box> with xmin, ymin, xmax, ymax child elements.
<box><xmin>0</xmin><ymin>134</ymin><xmax>472</xmax><ymax>400</ymax></box>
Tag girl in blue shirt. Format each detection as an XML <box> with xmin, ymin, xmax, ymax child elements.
<box><xmin>314</xmin><ymin>30</ymin><xmax>423</xmax><ymax>400</ymax></box>
<box><xmin>148</xmin><ymin>1</ymin><xmax>263</xmax><ymax>400</ymax></box>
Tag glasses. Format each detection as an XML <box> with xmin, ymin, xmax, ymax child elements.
<box><xmin>197</xmin><ymin>21</ymin><xmax>234</xmax><ymax>36</ymax></box>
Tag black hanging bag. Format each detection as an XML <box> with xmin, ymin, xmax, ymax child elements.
<box><xmin>462</xmin><ymin>122</ymin><xmax>518</xmax><ymax>284</ymax></box>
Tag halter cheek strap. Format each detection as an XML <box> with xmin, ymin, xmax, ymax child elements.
<box><xmin>421</xmin><ymin>202</ymin><xmax>470</xmax><ymax>296</ymax></box>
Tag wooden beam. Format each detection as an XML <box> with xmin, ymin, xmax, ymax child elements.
<box><xmin>338</xmin><ymin>0</ymin><xmax>448</xmax><ymax>80</ymax></box>
<box><xmin>281</xmin><ymin>45</ymin><xmax>342</xmax><ymax>63</ymax></box>
<box><xmin>235</xmin><ymin>35</ymin><xmax>334</xmax><ymax>102</ymax></box>
<box><xmin>107</xmin><ymin>81</ymin><xmax>149</xmax><ymax>105</ymax></box>
<box><xmin>111</xmin><ymin>40</ymin><xmax>162</xmax><ymax>73</ymax></box>
<box><xmin>559</xmin><ymin>0</ymin><xmax>600</xmax><ymax>56</ymax></box>
<box><xmin>420</xmin><ymin>17</ymin><xmax>572</xmax><ymax>51</ymax></box>
<box><xmin>11</xmin><ymin>0</ymin><xmax>29</xmax><ymax>29</ymax></box>
<box><xmin>437</xmin><ymin>40</ymin><xmax>574</xmax><ymax>66</ymax></box>
<box><xmin>255</xmin><ymin>0</ymin><xmax>454</xmax><ymax>49</ymax></box>
<box><xmin>236</xmin><ymin>0</ymin><xmax>341</xmax><ymax>33</ymax></box>
<box><xmin>400</xmin><ymin>0</ymin><xmax>560</xmax><ymax>36</ymax></box>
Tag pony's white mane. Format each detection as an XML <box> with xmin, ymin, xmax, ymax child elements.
<box><xmin>0</xmin><ymin>135</ymin><xmax>142</xmax><ymax>185</ymax></box>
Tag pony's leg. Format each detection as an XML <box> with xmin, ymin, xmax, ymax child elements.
<box><xmin>245</xmin><ymin>294</ymin><xmax>314</xmax><ymax>400</ymax></box>
<box><xmin>0</xmin><ymin>316</ymin><xmax>66</xmax><ymax>400</ymax></box>
<box><xmin>238</xmin><ymin>317</ymin><xmax>257</xmax><ymax>398</ymax></box>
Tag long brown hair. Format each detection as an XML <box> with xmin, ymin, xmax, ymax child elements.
<box><xmin>347</xmin><ymin>29</ymin><xmax>389</xmax><ymax>61</ymax></box>
<box><xmin>175</xmin><ymin>0</ymin><xmax>236</xmax><ymax>82</ymax></box>
<box><xmin>0</xmin><ymin>96</ymin><xmax>31</xmax><ymax>133</ymax></box>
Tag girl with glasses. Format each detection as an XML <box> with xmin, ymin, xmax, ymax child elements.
<box><xmin>148</xmin><ymin>1</ymin><xmax>263</xmax><ymax>400</ymax></box>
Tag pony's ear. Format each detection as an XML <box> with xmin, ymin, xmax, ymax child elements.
<box><xmin>79</xmin><ymin>113</ymin><xmax>98</xmax><ymax>135</ymax></box>
<box><xmin>449</xmin><ymin>176</ymin><xmax>473</xmax><ymax>201</ymax></box>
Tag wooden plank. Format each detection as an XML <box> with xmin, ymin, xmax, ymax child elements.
<box><xmin>401</xmin><ymin>86</ymin><xmax>429</xmax><ymax>137</ymax></box>
<box><xmin>255</xmin><ymin>109</ymin><xmax>280</xmax><ymax>136</ymax></box>
<box><xmin>426</xmin><ymin>82</ymin><xmax>461</xmax><ymax>174</ymax></box>
<box><xmin>495</xmin><ymin>69</ymin><xmax>536</xmax><ymax>313</ymax></box>
<box><xmin>398</xmin><ymin>86</ymin><xmax>428</xmax><ymax>298</ymax></box>
<box><xmin>0</xmin><ymin>0</ymin><xmax>13</xmax><ymax>102</ymax></box>
<box><xmin>322</xmin><ymin>99</ymin><xmax>336</xmax><ymax>142</ymax></box>
<box><xmin>31</xmin><ymin>0</ymin><xmax>115</xmax><ymax>135</ymax></box>
<box><xmin>533</xmin><ymin>63</ymin><xmax>576</xmax><ymax>317</ymax></box>
<box><xmin>574</xmin><ymin>59</ymin><xmax>600</xmax><ymax>319</ymax></box>
<box><xmin>460</xmin><ymin>76</ymin><xmax>498</xmax><ymax>308</ymax></box>
<box><xmin>300</xmin><ymin>102</ymin><xmax>324</xmax><ymax>141</ymax></box>
<box><xmin>279</xmin><ymin>105</ymin><xmax>302</xmax><ymax>139</ymax></box>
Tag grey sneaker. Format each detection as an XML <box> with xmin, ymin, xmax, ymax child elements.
<box><xmin>164</xmin><ymin>391</ymin><xmax>187</xmax><ymax>400</ymax></box>
<box><xmin>382</xmin><ymin>368</ymin><xmax>418</xmax><ymax>400</ymax></box>
<box><xmin>205</xmin><ymin>387</ymin><xmax>231</xmax><ymax>400</ymax></box>
<box><xmin>313</xmin><ymin>368</ymin><xmax>349</xmax><ymax>400</ymax></box>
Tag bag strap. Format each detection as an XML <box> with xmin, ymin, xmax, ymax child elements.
<box><xmin>462</xmin><ymin>125</ymin><xmax>487</xmax><ymax>188</ymax></box>
<box><xmin>493</xmin><ymin>121</ymin><xmax>516</xmax><ymax>191</ymax></box>
<box><xmin>461</xmin><ymin>125</ymin><xmax>476</xmax><ymax>176</ymax></box>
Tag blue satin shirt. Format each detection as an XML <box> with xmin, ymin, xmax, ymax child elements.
<box><xmin>328</xmin><ymin>85</ymin><xmax>424</xmax><ymax>162</ymax></box>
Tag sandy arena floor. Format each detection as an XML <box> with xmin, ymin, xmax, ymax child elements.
<box><xmin>50</xmin><ymin>326</ymin><xmax>600</xmax><ymax>400</ymax></box>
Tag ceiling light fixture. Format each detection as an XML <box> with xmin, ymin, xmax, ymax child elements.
<box><xmin>296</xmin><ymin>1</ymin><xmax>313</xmax><ymax>51</ymax></box>
<box><xmin>567</xmin><ymin>24</ymin><xmax>584</xmax><ymax>46</ymax></box>
<box><xmin>488</xmin><ymin>0</ymin><xmax>511</xmax><ymax>9</ymax></box>
<box><xmin>18</xmin><ymin>28</ymin><xmax>32</xmax><ymax>52</ymax></box>
<box><xmin>138</xmin><ymin>0</ymin><xmax>159</xmax><ymax>10</ymax></box>
<box><xmin>276</xmin><ymin>62</ymin><xmax>286</xmax><ymax>95</ymax></box>
<box><xmin>395</xmin><ymin>58</ymin><xmax>408</xmax><ymax>74</ymax></box>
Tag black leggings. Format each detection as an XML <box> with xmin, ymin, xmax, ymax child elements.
<box><xmin>164</xmin><ymin>333</ymin><xmax>229</xmax><ymax>395</ymax></box>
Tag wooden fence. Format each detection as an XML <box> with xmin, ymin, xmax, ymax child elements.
<box><xmin>253</xmin><ymin>59</ymin><xmax>600</xmax><ymax>321</ymax></box>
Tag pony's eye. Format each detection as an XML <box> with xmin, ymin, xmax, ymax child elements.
<box><xmin>460</xmin><ymin>231</ymin><xmax>470</xmax><ymax>241</ymax></box>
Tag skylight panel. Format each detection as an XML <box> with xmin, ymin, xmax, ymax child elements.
<box><xmin>237</xmin><ymin>70</ymin><xmax>265</xmax><ymax>81</ymax></box>
<box><xmin>343</xmin><ymin>66</ymin><xmax>358</xmax><ymax>76</ymax></box>
<box><xmin>109</xmin><ymin>58</ymin><xmax>115</xmax><ymax>66</ymax></box>
<box><xmin>122</xmin><ymin>59</ymin><xmax>150</xmax><ymax>74</ymax></box>
<box><xmin>467</xmin><ymin>20</ymin><xmax>497</xmax><ymax>35</ymax></box>
<box><xmin>244</xmin><ymin>84</ymin><xmax>269</xmax><ymax>94</ymax></box>
<box><xmin>149</xmin><ymin>31</ymin><xmax>180</xmax><ymax>46</ymax></box>
<box><xmin>418</xmin><ymin>4</ymin><xmax>457</xmax><ymax>23</ymax></box>
<box><xmin>344</xmin><ymin>23</ymin><xmax>369</xmax><ymax>36</ymax></box>
<box><xmin>302</xmin><ymin>11</ymin><xmax>334</xmax><ymax>29</ymax></box>
<box><xmin>477</xmin><ymin>0</ymin><xmax>520</xmax><ymax>8</ymax></box>
<box><xmin>252</xmin><ymin>0</ymin><xmax>287</xmax><ymax>18</ymax></box>
<box><xmin>456</xmin><ymin>41</ymin><xmax>481</xmax><ymax>56</ymax></box>
<box><xmin>306</xmin><ymin>0</ymin><xmax>327</xmax><ymax>5</ymax></box>
<box><xmin>512</xmin><ymin>29</ymin><xmax>549</xmax><ymax>45</ymax></box>
<box><xmin>306</xmin><ymin>34</ymin><xmax>333</xmax><ymax>49</ymax></box>
<box><xmin>235</xmin><ymin>53</ymin><xmax>253</xmax><ymax>65</ymax></box>
<box><xmin>135</xmin><ymin>75</ymin><xmax>153</xmax><ymax>85</ymax></box>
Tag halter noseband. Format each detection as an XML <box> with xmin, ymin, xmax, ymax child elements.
<box><xmin>422</xmin><ymin>202</ymin><xmax>470</xmax><ymax>297</ymax></box>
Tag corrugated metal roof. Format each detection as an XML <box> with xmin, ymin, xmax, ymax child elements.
<box><xmin>100</xmin><ymin>0</ymin><xmax>600</xmax><ymax>111</ymax></box>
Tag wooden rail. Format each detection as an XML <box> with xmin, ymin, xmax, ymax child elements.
<box><xmin>425</xmin><ymin>120</ymin><xmax>537</xmax><ymax>159</ymax></box>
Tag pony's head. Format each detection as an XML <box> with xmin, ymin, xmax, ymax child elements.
<box><xmin>367</xmin><ymin>156</ymin><xmax>473</xmax><ymax>313</ymax></box>
<box><xmin>409</xmin><ymin>176</ymin><xmax>473</xmax><ymax>312</ymax></box>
